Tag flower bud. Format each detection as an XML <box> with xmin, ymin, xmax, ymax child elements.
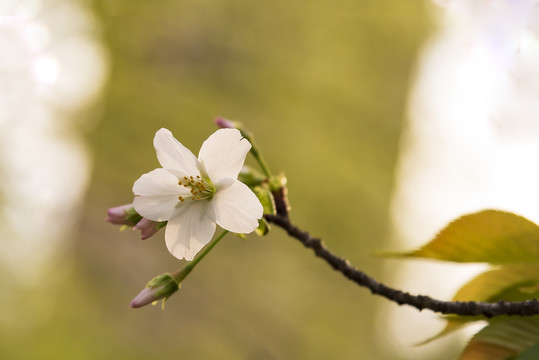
<box><xmin>253</xmin><ymin>186</ymin><xmax>276</xmax><ymax>215</ymax></box>
<box><xmin>214</xmin><ymin>117</ymin><xmax>236</xmax><ymax>129</ymax></box>
<box><xmin>133</xmin><ymin>218</ymin><xmax>161</xmax><ymax>240</ymax></box>
<box><xmin>238</xmin><ymin>166</ymin><xmax>266</xmax><ymax>187</ymax></box>
<box><xmin>105</xmin><ymin>204</ymin><xmax>140</xmax><ymax>226</ymax></box>
<box><xmin>129</xmin><ymin>273</ymin><xmax>179</xmax><ymax>309</ymax></box>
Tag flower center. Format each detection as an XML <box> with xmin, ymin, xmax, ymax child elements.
<box><xmin>178</xmin><ymin>175</ymin><xmax>215</xmax><ymax>202</ymax></box>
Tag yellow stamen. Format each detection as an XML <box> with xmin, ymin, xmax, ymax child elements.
<box><xmin>177</xmin><ymin>174</ymin><xmax>215</xmax><ymax>202</ymax></box>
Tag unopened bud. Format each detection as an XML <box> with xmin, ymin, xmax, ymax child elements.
<box><xmin>129</xmin><ymin>273</ymin><xmax>179</xmax><ymax>309</ymax></box>
<box><xmin>214</xmin><ymin>117</ymin><xmax>236</xmax><ymax>129</ymax></box>
<box><xmin>238</xmin><ymin>166</ymin><xmax>266</xmax><ymax>187</ymax></box>
<box><xmin>133</xmin><ymin>218</ymin><xmax>161</xmax><ymax>240</ymax></box>
<box><xmin>105</xmin><ymin>204</ymin><xmax>141</xmax><ymax>226</ymax></box>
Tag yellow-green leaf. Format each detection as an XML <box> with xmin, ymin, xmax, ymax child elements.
<box><xmin>401</xmin><ymin>210</ymin><xmax>539</xmax><ymax>263</ymax></box>
<box><xmin>418</xmin><ymin>316</ymin><xmax>482</xmax><ymax>346</ymax></box>
<box><xmin>515</xmin><ymin>343</ymin><xmax>539</xmax><ymax>359</ymax></box>
<box><xmin>453</xmin><ymin>265</ymin><xmax>539</xmax><ymax>302</ymax></box>
<box><xmin>420</xmin><ymin>265</ymin><xmax>539</xmax><ymax>345</ymax></box>
<box><xmin>459</xmin><ymin>318</ymin><xmax>539</xmax><ymax>360</ymax></box>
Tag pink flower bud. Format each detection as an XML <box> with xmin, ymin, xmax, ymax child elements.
<box><xmin>130</xmin><ymin>273</ymin><xmax>179</xmax><ymax>309</ymax></box>
<box><xmin>133</xmin><ymin>218</ymin><xmax>160</xmax><ymax>240</ymax></box>
<box><xmin>105</xmin><ymin>204</ymin><xmax>138</xmax><ymax>226</ymax></box>
<box><xmin>214</xmin><ymin>117</ymin><xmax>235</xmax><ymax>129</ymax></box>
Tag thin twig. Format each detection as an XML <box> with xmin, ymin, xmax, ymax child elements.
<box><xmin>265</xmin><ymin>204</ymin><xmax>539</xmax><ymax>318</ymax></box>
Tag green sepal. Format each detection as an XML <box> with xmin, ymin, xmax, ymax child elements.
<box><xmin>125</xmin><ymin>207</ymin><xmax>143</xmax><ymax>225</ymax></box>
<box><xmin>147</xmin><ymin>273</ymin><xmax>179</xmax><ymax>298</ymax></box>
<box><xmin>255</xmin><ymin>217</ymin><xmax>271</xmax><ymax>236</ymax></box>
<box><xmin>254</xmin><ymin>186</ymin><xmax>276</xmax><ymax>215</ymax></box>
<box><xmin>155</xmin><ymin>221</ymin><xmax>168</xmax><ymax>230</ymax></box>
<box><xmin>268</xmin><ymin>174</ymin><xmax>287</xmax><ymax>192</ymax></box>
<box><xmin>130</xmin><ymin>273</ymin><xmax>180</xmax><ymax>309</ymax></box>
<box><xmin>146</xmin><ymin>273</ymin><xmax>178</xmax><ymax>289</ymax></box>
<box><xmin>238</xmin><ymin>166</ymin><xmax>267</xmax><ymax>188</ymax></box>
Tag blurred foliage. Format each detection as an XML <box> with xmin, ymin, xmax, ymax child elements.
<box><xmin>1</xmin><ymin>0</ymin><xmax>439</xmax><ymax>359</ymax></box>
<box><xmin>460</xmin><ymin>318</ymin><xmax>539</xmax><ymax>360</ymax></box>
<box><xmin>397</xmin><ymin>210</ymin><xmax>539</xmax><ymax>359</ymax></box>
<box><xmin>516</xmin><ymin>343</ymin><xmax>539</xmax><ymax>360</ymax></box>
<box><xmin>399</xmin><ymin>210</ymin><xmax>539</xmax><ymax>263</ymax></box>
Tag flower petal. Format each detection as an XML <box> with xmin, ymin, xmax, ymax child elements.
<box><xmin>132</xmin><ymin>168</ymin><xmax>185</xmax><ymax>221</ymax></box>
<box><xmin>198</xmin><ymin>129</ymin><xmax>251</xmax><ymax>181</ymax></box>
<box><xmin>154</xmin><ymin>128</ymin><xmax>200</xmax><ymax>175</ymax></box>
<box><xmin>165</xmin><ymin>202</ymin><xmax>217</xmax><ymax>261</ymax></box>
<box><xmin>212</xmin><ymin>180</ymin><xmax>263</xmax><ymax>233</ymax></box>
<box><xmin>133</xmin><ymin>168</ymin><xmax>181</xmax><ymax>196</ymax></box>
<box><xmin>133</xmin><ymin>195</ymin><xmax>178</xmax><ymax>222</ymax></box>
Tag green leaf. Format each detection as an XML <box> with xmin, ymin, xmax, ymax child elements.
<box><xmin>515</xmin><ymin>343</ymin><xmax>539</xmax><ymax>360</ymax></box>
<box><xmin>453</xmin><ymin>265</ymin><xmax>539</xmax><ymax>302</ymax></box>
<box><xmin>459</xmin><ymin>318</ymin><xmax>539</xmax><ymax>360</ymax></box>
<box><xmin>399</xmin><ymin>210</ymin><xmax>539</xmax><ymax>263</ymax></box>
<box><xmin>421</xmin><ymin>265</ymin><xmax>539</xmax><ymax>345</ymax></box>
<box><xmin>418</xmin><ymin>316</ymin><xmax>483</xmax><ymax>346</ymax></box>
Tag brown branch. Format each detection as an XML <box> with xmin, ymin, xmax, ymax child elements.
<box><xmin>265</xmin><ymin>210</ymin><xmax>539</xmax><ymax>318</ymax></box>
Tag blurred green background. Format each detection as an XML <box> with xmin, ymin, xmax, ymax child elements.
<box><xmin>1</xmin><ymin>0</ymin><xmax>465</xmax><ymax>359</ymax></box>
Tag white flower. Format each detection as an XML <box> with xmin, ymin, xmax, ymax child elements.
<box><xmin>132</xmin><ymin>128</ymin><xmax>263</xmax><ymax>261</ymax></box>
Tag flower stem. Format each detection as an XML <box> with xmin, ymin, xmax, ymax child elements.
<box><xmin>250</xmin><ymin>145</ymin><xmax>272</xmax><ymax>179</ymax></box>
<box><xmin>173</xmin><ymin>230</ymin><xmax>229</xmax><ymax>282</ymax></box>
<box><xmin>239</xmin><ymin>130</ymin><xmax>272</xmax><ymax>179</ymax></box>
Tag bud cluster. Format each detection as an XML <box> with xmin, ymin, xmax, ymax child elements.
<box><xmin>105</xmin><ymin>204</ymin><xmax>165</xmax><ymax>240</ymax></box>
